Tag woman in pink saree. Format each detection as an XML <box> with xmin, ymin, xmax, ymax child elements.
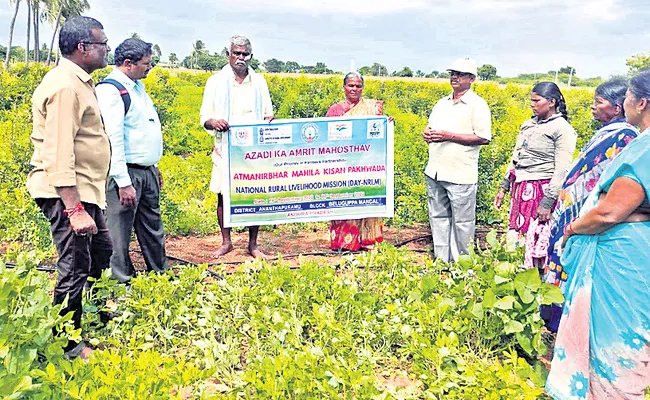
<box><xmin>325</xmin><ymin>72</ymin><xmax>385</xmax><ymax>251</ymax></box>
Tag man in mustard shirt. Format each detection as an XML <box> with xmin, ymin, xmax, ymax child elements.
<box><xmin>26</xmin><ymin>16</ymin><xmax>111</xmax><ymax>360</ymax></box>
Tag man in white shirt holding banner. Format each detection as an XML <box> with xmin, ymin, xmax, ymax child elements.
<box><xmin>200</xmin><ymin>35</ymin><xmax>274</xmax><ymax>259</ymax></box>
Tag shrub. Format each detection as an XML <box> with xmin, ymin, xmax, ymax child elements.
<box><xmin>1</xmin><ymin>66</ymin><xmax>596</xmax><ymax>248</ymax></box>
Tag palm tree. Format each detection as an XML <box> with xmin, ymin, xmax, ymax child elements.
<box><xmin>4</xmin><ymin>0</ymin><xmax>22</xmax><ymax>68</ymax></box>
<box><xmin>191</xmin><ymin>40</ymin><xmax>206</xmax><ymax>69</ymax></box>
<box><xmin>25</xmin><ymin>0</ymin><xmax>31</xmax><ymax>64</ymax></box>
<box><xmin>46</xmin><ymin>0</ymin><xmax>63</xmax><ymax>65</ymax></box>
<box><xmin>152</xmin><ymin>43</ymin><xmax>161</xmax><ymax>64</ymax></box>
<box><xmin>32</xmin><ymin>0</ymin><xmax>41</xmax><ymax>62</ymax></box>
<box><xmin>46</xmin><ymin>0</ymin><xmax>90</xmax><ymax>65</ymax></box>
<box><xmin>168</xmin><ymin>52</ymin><xmax>177</xmax><ymax>67</ymax></box>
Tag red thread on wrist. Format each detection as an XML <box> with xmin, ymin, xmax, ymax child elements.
<box><xmin>564</xmin><ymin>223</ymin><xmax>571</xmax><ymax>235</ymax></box>
<box><xmin>564</xmin><ymin>222</ymin><xmax>576</xmax><ymax>236</ymax></box>
<box><xmin>63</xmin><ymin>203</ymin><xmax>84</xmax><ymax>218</ymax></box>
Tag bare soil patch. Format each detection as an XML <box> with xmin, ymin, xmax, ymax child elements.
<box><xmin>132</xmin><ymin>223</ymin><xmax>433</xmax><ymax>270</ymax></box>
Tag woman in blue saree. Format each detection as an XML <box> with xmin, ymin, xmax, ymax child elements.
<box><xmin>541</xmin><ymin>80</ymin><xmax>639</xmax><ymax>332</ymax></box>
<box><xmin>546</xmin><ymin>71</ymin><xmax>650</xmax><ymax>399</ymax></box>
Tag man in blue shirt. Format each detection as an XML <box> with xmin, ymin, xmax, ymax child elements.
<box><xmin>96</xmin><ymin>38</ymin><xmax>168</xmax><ymax>283</ymax></box>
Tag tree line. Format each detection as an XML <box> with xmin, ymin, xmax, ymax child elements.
<box><xmin>4</xmin><ymin>0</ymin><xmax>90</xmax><ymax>68</ymax></box>
<box><xmin>4</xmin><ymin>2</ymin><xmax>650</xmax><ymax>82</ymax></box>
<box><xmin>160</xmin><ymin>43</ymin><xmax>502</xmax><ymax>80</ymax></box>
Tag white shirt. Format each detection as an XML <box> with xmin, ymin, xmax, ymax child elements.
<box><xmin>199</xmin><ymin>65</ymin><xmax>274</xmax><ymax>193</ymax></box>
<box><xmin>96</xmin><ymin>68</ymin><xmax>163</xmax><ymax>187</ymax></box>
<box><xmin>424</xmin><ymin>89</ymin><xmax>492</xmax><ymax>184</ymax></box>
<box><xmin>199</xmin><ymin>65</ymin><xmax>273</xmax><ymax>142</ymax></box>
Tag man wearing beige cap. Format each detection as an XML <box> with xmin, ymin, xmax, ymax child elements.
<box><xmin>422</xmin><ymin>57</ymin><xmax>491</xmax><ymax>263</ymax></box>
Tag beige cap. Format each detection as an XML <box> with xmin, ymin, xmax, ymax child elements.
<box><xmin>447</xmin><ymin>58</ymin><xmax>478</xmax><ymax>76</ymax></box>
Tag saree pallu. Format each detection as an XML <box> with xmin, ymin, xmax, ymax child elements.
<box><xmin>546</xmin><ymin>132</ymin><xmax>650</xmax><ymax>399</ymax></box>
<box><xmin>545</xmin><ymin>223</ymin><xmax>650</xmax><ymax>399</ymax></box>
<box><xmin>327</xmin><ymin>98</ymin><xmax>384</xmax><ymax>251</ymax></box>
<box><xmin>542</xmin><ymin>121</ymin><xmax>638</xmax><ymax>331</ymax></box>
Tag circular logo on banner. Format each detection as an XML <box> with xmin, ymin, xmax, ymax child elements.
<box><xmin>234</xmin><ymin>128</ymin><xmax>249</xmax><ymax>144</ymax></box>
<box><xmin>301</xmin><ymin>123</ymin><xmax>320</xmax><ymax>143</ymax></box>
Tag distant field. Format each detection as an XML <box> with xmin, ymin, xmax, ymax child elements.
<box><xmin>163</xmin><ymin>67</ymin><xmax>588</xmax><ymax>88</ymax></box>
<box><xmin>165</xmin><ymin>67</ymin><xmax>455</xmax><ymax>84</ymax></box>
<box><xmin>267</xmin><ymin>72</ymin><xmax>452</xmax><ymax>84</ymax></box>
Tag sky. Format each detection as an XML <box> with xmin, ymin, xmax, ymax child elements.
<box><xmin>1</xmin><ymin>0</ymin><xmax>649</xmax><ymax>78</ymax></box>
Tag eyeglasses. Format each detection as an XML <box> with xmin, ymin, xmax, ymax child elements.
<box><xmin>449</xmin><ymin>70</ymin><xmax>473</xmax><ymax>78</ymax></box>
<box><xmin>231</xmin><ymin>50</ymin><xmax>251</xmax><ymax>58</ymax></box>
<box><xmin>81</xmin><ymin>41</ymin><xmax>109</xmax><ymax>47</ymax></box>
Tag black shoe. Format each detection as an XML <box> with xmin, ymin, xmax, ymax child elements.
<box><xmin>99</xmin><ymin>310</ymin><xmax>123</xmax><ymax>324</ymax></box>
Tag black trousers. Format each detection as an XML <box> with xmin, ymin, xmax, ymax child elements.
<box><xmin>105</xmin><ymin>165</ymin><xmax>168</xmax><ymax>283</ymax></box>
<box><xmin>36</xmin><ymin>198</ymin><xmax>112</xmax><ymax>345</ymax></box>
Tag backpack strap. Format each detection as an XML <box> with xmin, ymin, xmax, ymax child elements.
<box><xmin>97</xmin><ymin>78</ymin><xmax>131</xmax><ymax>115</ymax></box>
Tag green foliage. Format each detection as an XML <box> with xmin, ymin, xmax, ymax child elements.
<box><xmin>2</xmin><ymin>237</ymin><xmax>553</xmax><ymax>398</ymax></box>
<box><xmin>499</xmin><ymin>73</ymin><xmax>603</xmax><ymax>88</ymax></box>
<box><xmin>0</xmin><ymin>64</ymin><xmax>53</xmax><ymax>252</ymax></box>
<box><xmin>158</xmin><ymin>153</ymin><xmax>219</xmax><ymax>235</ymax></box>
<box><xmin>478</xmin><ymin>64</ymin><xmax>498</xmax><ymax>81</ymax></box>
<box><xmin>195</xmin><ymin>53</ymin><xmax>227</xmax><ymax>71</ymax></box>
<box><xmin>168</xmin><ymin>52</ymin><xmax>178</xmax><ymax>66</ymax></box>
<box><xmin>142</xmin><ymin>68</ymin><xmax>178</xmax><ymax>125</ymax></box>
<box><xmin>0</xmin><ymin>254</ymin><xmax>72</xmax><ymax>399</ymax></box>
<box><xmin>263</xmin><ymin>58</ymin><xmax>285</xmax><ymax>73</ymax></box>
<box><xmin>33</xmin><ymin>349</ymin><xmax>207</xmax><ymax>399</ymax></box>
<box><xmin>626</xmin><ymin>52</ymin><xmax>650</xmax><ymax>75</ymax></box>
<box><xmin>558</xmin><ymin>66</ymin><xmax>576</xmax><ymax>76</ymax></box>
<box><xmin>282</xmin><ymin>61</ymin><xmax>300</xmax><ymax>73</ymax></box>
<box><xmin>468</xmin><ymin>232</ymin><xmax>564</xmax><ymax>357</ymax></box>
<box><xmin>0</xmin><ymin>65</ymin><xmax>596</xmax><ymax>246</ymax></box>
<box><xmin>393</xmin><ymin>66</ymin><xmax>414</xmax><ymax>77</ymax></box>
<box><xmin>360</xmin><ymin>63</ymin><xmax>389</xmax><ymax>76</ymax></box>
<box><xmin>310</xmin><ymin>62</ymin><xmax>334</xmax><ymax>74</ymax></box>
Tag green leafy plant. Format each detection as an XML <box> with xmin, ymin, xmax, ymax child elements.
<box><xmin>0</xmin><ymin>253</ymin><xmax>72</xmax><ymax>399</ymax></box>
<box><xmin>3</xmin><ymin>237</ymin><xmax>556</xmax><ymax>399</ymax></box>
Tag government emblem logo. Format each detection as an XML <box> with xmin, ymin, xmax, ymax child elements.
<box><xmin>232</xmin><ymin>127</ymin><xmax>253</xmax><ymax>146</ymax></box>
<box><xmin>366</xmin><ymin>120</ymin><xmax>384</xmax><ymax>139</ymax></box>
<box><xmin>301</xmin><ymin>123</ymin><xmax>320</xmax><ymax>143</ymax></box>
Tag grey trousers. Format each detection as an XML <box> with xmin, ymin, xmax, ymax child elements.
<box><xmin>426</xmin><ymin>176</ymin><xmax>477</xmax><ymax>263</ymax></box>
<box><xmin>106</xmin><ymin>165</ymin><xmax>168</xmax><ymax>283</ymax></box>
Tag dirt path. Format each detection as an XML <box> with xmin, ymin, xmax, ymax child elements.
<box><xmin>138</xmin><ymin>223</ymin><xmax>433</xmax><ymax>270</ymax></box>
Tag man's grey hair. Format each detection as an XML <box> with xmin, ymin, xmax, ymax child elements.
<box><xmin>59</xmin><ymin>16</ymin><xmax>103</xmax><ymax>56</ymax></box>
<box><xmin>229</xmin><ymin>35</ymin><xmax>252</xmax><ymax>54</ymax></box>
<box><xmin>114</xmin><ymin>38</ymin><xmax>152</xmax><ymax>66</ymax></box>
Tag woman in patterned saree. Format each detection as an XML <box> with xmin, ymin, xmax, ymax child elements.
<box><xmin>494</xmin><ymin>82</ymin><xmax>577</xmax><ymax>268</ymax></box>
<box><xmin>541</xmin><ymin>79</ymin><xmax>639</xmax><ymax>332</ymax></box>
<box><xmin>546</xmin><ymin>71</ymin><xmax>650</xmax><ymax>400</ymax></box>
<box><xmin>326</xmin><ymin>72</ymin><xmax>384</xmax><ymax>251</ymax></box>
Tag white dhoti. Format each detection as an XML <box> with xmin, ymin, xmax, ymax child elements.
<box><xmin>209</xmin><ymin>136</ymin><xmax>224</xmax><ymax>194</ymax></box>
